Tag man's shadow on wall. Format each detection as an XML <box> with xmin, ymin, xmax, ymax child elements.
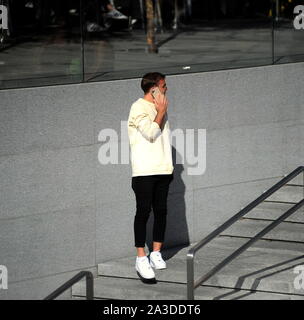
<box><xmin>146</xmin><ymin>146</ymin><xmax>190</xmax><ymax>259</ymax></box>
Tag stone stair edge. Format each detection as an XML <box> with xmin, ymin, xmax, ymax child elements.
<box><xmin>96</xmin><ymin>237</ymin><xmax>304</xmax><ymax>269</ymax></box>
<box><xmin>71</xmin><ymin>275</ymin><xmax>304</xmax><ymax>300</ymax></box>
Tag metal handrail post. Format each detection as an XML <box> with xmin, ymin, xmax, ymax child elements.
<box><xmin>85</xmin><ymin>271</ymin><xmax>94</xmax><ymax>300</ymax></box>
<box><xmin>187</xmin><ymin>252</ymin><xmax>194</xmax><ymax>300</ymax></box>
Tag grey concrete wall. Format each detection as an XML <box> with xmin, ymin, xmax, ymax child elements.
<box><xmin>0</xmin><ymin>62</ymin><xmax>303</xmax><ymax>299</ymax></box>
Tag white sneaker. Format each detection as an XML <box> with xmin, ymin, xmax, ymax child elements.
<box><xmin>105</xmin><ymin>8</ymin><xmax>128</xmax><ymax>20</ymax></box>
<box><xmin>149</xmin><ymin>251</ymin><xmax>167</xmax><ymax>270</ymax></box>
<box><xmin>86</xmin><ymin>22</ymin><xmax>105</xmax><ymax>32</ymax></box>
<box><xmin>135</xmin><ymin>256</ymin><xmax>156</xmax><ymax>284</ymax></box>
<box><xmin>25</xmin><ymin>2</ymin><xmax>34</xmax><ymax>8</ymax></box>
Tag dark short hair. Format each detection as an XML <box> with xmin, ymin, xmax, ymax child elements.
<box><xmin>141</xmin><ymin>72</ymin><xmax>166</xmax><ymax>94</ymax></box>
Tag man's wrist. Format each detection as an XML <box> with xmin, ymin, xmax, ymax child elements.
<box><xmin>157</xmin><ymin>110</ymin><xmax>166</xmax><ymax>116</ymax></box>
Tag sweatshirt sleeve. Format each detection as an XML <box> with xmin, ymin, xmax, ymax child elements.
<box><xmin>129</xmin><ymin>106</ymin><xmax>162</xmax><ymax>143</ymax></box>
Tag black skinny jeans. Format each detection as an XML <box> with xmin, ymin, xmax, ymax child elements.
<box><xmin>132</xmin><ymin>173</ymin><xmax>174</xmax><ymax>248</ymax></box>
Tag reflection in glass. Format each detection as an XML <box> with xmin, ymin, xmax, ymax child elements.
<box><xmin>0</xmin><ymin>0</ymin><xmax>303</xmax><ymax>90</ymax></box>
<box><xmin>273</xmin><ymin>0</ymin><xmax>304</xmax><ymax>64</ymax></box>
<box><xmin>0</xmin><ymin>0</ymin><xmax>83</xmax><ymax>89</ymax></box>
<box><xmin>84</xmin><ymin>0</ymin><xmax>274</xmax><ymax>82</ymax></box>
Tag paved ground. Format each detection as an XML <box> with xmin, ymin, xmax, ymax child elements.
<box><xmin>0</xmin><ymin>19</ymin><xmax>303</xmax><ymax>89</ymax></box>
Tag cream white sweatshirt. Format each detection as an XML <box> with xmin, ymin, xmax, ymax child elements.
<box><xmin>128</xmin><ymin>98</ymin><xmax>174</xmax><ymax>177</ymax></box>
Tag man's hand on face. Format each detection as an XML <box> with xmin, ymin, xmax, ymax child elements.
<box><xmin>153</xmin><ymin>90</ymin><xmax>168</xmax><ymax>114</ymax></box>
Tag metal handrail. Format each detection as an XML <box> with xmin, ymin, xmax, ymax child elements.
<box><xmin>44</xmin><ymin>271</ymin><xmax>94</xmax><ymax>300</ymax></box>
<box><xmin>187</xmin><ymin>166</ymin><xmax>304</xmax><ymax>300</ymax></box>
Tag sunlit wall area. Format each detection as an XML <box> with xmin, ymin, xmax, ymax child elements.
<box><xmin>0</xmin><ymin>0</ymin><xmax>303</xmax><ymax>89</ymax></box>
<box><xmin>0</xmin><ymin>60</ymin><xmax>303</xmax><ymax>299</ymax></box>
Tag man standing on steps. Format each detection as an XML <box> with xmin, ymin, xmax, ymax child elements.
<box><xmin>127</xmin><ymin>72</ymin><xmax>174</xmax><ymax>284</ymax></box>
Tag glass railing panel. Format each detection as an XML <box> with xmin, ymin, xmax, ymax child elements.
<box><xmin>84</xmin><ymin>0</ymin><xmax>274</xmax><ymax>82</ymax></box>
<box><xmin>273</xmin><ymin>0</ymin><xmax>304</xmax><ymax>64</ymax></box>
<box><xmin>0</xmin><ymin>0</ymin><xmax>83</xmax><ymax>90</ymax></box>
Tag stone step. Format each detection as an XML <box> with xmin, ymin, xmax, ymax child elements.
<box><xmin>72</xmin><ymin>275</ymin><xmax>304</xmax><ymax>300</ymax></box>
<box><xmin>222</xmin><ymin>219</ymin><xmax>304</xmax><ymax>243</ymax></box>
<box><xmin>245</xmin><ymin>202</ymin><xmax>304</xmax><ymax>223</ymax></box>
<box><xmin>75</xmin><ymin>237</ymin><xmax>304</xmax><ymax>298</ymax></box>
<box><xmin>73</xmin><ymin>182</ymin><xmax>304</xmax><ymax>300</ymax></box>
<box><xmin>264</xmin><ymin>185</ymin><xmax>303</xmax><ymax>203</ymax></box>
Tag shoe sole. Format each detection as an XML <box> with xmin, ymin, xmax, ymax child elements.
<box><xmin>136</xmin><ymin>271</ymin><xmax>157</xmax><ymax>284</ymax></box>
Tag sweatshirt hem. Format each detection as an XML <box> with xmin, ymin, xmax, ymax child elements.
<box><xmin>132</xmin><ymin>168</ymin><xmax>174</xmax><ymax>177</ymax></box>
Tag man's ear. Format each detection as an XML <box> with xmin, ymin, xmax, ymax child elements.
<box><xmin>150</xmin><ymin>86</ymin><xmax>156</xmax><ymax>95</ymax></box>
